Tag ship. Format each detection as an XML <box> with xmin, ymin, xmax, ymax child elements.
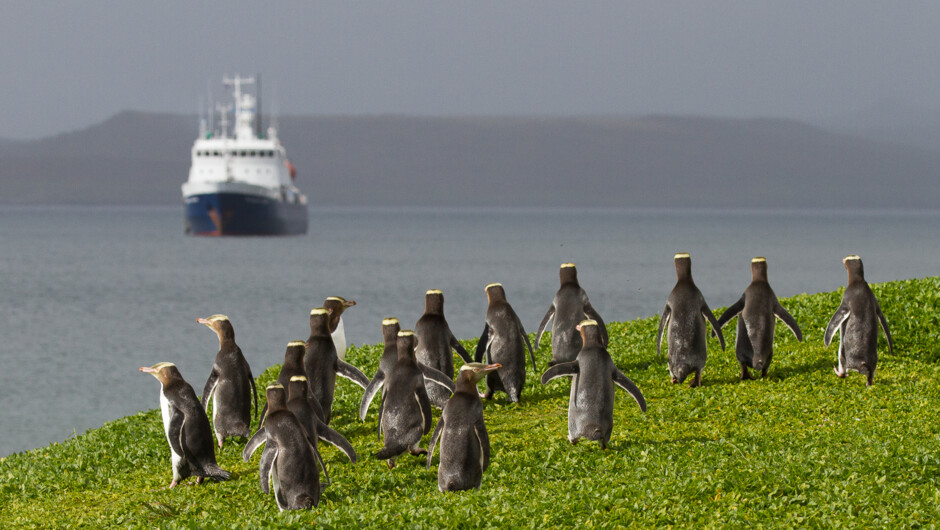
<box><xmin>182</xmin><ymin>75</ymin><xmax>308</xmax><ymax>236</ymax></box>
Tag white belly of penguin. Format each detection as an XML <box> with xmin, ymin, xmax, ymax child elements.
<box><xmin>159</xmin><ymin>391</ymin><xmax>183</xmax><ymax>469</ymax></box>
<box><xmin>332</xmin><ymin>318</ymin><xmax>347</xmax><ymax>360</ymax></box>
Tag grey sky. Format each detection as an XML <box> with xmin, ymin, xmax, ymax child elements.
<box><xmin>2</xmin><ymin>1</ymin><xmax>939</xmax><ymax>139</ymax></box>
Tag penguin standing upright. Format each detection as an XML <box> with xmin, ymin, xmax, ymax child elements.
<box><xmin>197</xmin><ymin>314</ymin><xmax>256</xmax><ymax>448</ymax></box>
<box><xmin>359</xmin><ymin>318</ymin><xmax>401</xmax><ymax>427</ymax></box>
<box><xmin>304</xmin><ymin>308</ymin><xmax>370</xmax><ymax>423</ymax></box>
<box><xmin>825</xmin><ymin>255</ymin><xmax>893</xmax><ymax>386</ymax></box>
<box><xmin>139</xmin><ymin>362</ymin><xmax>231</xmax><ymax>488</ymax></box>
<box><xmin>414</xmin><ymin>290</ymin><xmax>472</xmax><ymax>408</ymax></box>
<box><xmin>475</xmin><ymin>283</ymin><xmax>536</xmax><ymax>402</ymax></box>
<box><xmin>375</xmin><ymin>330</ymin><xmax>455</xmax><ymax>468</ymax></box>
<box><xmin>286</xmin><ymin>376</ymin><xmax>357</xmax><ymax>463</ymax></box>
<box><xmin>715</xmin><ymin>258</ymin><xmax>803</xmax><ymax>380</ymax></box>
<box><xmin>259</xmin><ymin>341</ymin><xmax>325</xmax><ymax>426</ymax></box>
<box><xmin>657</xmin><ymin>253</ymin><xmax>725</xmax><ymax>387</ymax></box>
<box><xmin>243</xmin><ymin>384</ymin><xmax>327</xmax><ymax>511</ymax></box>
<box><xmin>323</xmin><ymin>296</ymin><xmax>356</xmax><ymax>361</ymax></box>
<box><xmin>540</xmin><ymin>320</ymin><xmax>646</xmax><ymax>448</ymax></box>
<box><xmin>535</xmin><ymin>263</ymin><xmax>608</xmax><ymax>367</ymax></box>
<box><xmin>427</xmin><ymin>362</ymin><xmax>501</xmax><ymax>492</ymax></box>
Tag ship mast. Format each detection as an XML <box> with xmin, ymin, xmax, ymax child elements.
<box><xmin>223</xmin><ymin>74</ymin><xmax>257</xmax><ymax>141</ymax></box>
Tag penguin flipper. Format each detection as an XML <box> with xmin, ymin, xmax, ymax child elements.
<box><xmin>540</xmin><ymin>361</ymin><xmax>579</xmax><ymax>385</ymax></box>
<box><xmin>336</xmin><ymin>360</ymin><xmax>371</xmax><ymax>390</ymax></box>
<box><xmin>359</xmin><ymin>372</ymin><xmax>386</xmax><ymax>421</ymax></box>
<box><xmin>167</xmin><ymin>407</ymin><xmax>185</xmax><ymax>458</ymax></box>
<box><xmin>245</xmin><ymin>362</ymin><xmax>258</xmax><ymax>420</ymax></box>
<box><xmin>426</xmin><ymin>417</ymin><xmax>444</xmax><ymax>469</ymax></box>
<box><xmin>243</xmin><ymin>427</ymin><xmax>267</xmax><ymax>462</ymax></box>
<box><xmin>656</xmin><ymin>305</ymin><xmax>671</xmax><ymax>357</ymax></box>
<box><xmin>535</xmin><ymin>304</ymin><xmax>555</xmax><ymax>347</ymax></box>
<box><xmin>317</xmin><ymin>420</ymin><xmax>358</xmax><ymax>464</ymax></box>
<box><xmin>450</xmin><ymin>333</ymin><xmax>473</xmax><ymax>363</ymax></box>
<box><xmin>584</xmin><ymin>302</ymin><xmax>609</xmax><ymax>346</ymax></box>
<box><xmin>701</xmin><ymin>302</ymin><xmax>726</xmax><ymax>351</ymax></box>
<box><xmin>875</xmin><ymin>302</ymin><xmax>893</xmax><ymax>355</ymax></box>
<box><xmin>474</xmin><ymin>324</ymin><xmax>490</xmax><ymax>363</ymax></box>
<box><xmin>612</xmin><ymin>368</ymin><xmax>647</xmax><ymax>412</ymax></box>
<box><xmin>475</xmin><ymin>419</ymin><xmax>490</xmax><ymax>472</ymax></box>
<box><xmin>201</xmin><ymin>369</ymin><xmax>219</xmax><ymax>411</ymax></box>
<box><xmin>716</xmin><ymin>296</ymin><xmax>745</xmax><ymax>330</ymax></box>
<box><xmin>258</xmin><ymin>403</ymin><xmax>268</xmax><ymax>428</ymax></box>
<box><xmin>376</xmin><ymin>393</ymin><xmax>385</xmax><ymax>440</ymax></box>
<box><xmin>824</xmin><ymin>303</ymin><xmax>851</xmax><ymax>347</ymax></box>
<box><xmin>773</xmin><ymin>301</ymin><xmax>803</xmax><ymax>342</ymax></box>
<box><xmin>513</xmin><ymin>314</ymin><xmax>537</xmax><ymax>371</ymax></box>
<box><xmin>420</xmin><ymin>365</ymin><xmax>457</xmax><ymax>394</ymax></box>
<box><xmin>269</xmin><ymin>448</ymin><xmax>283</xmax><ymax>507</ymax></box>
<box><xmin>418</xmin><ymin>390</ymin><xmax>433</xmax><ymax>435</ymax></box>
<box><xmin>310</xmin><ymin>441</ymin><xmax>331</xmax><ymax>487</ymax></box>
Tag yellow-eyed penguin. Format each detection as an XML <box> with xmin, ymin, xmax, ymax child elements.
<box><xmin>540</xmin><ymin>321</ymin><xmax>646</xmax><ymax>448</ymax></box>
<box><xmin>825</xmin><ymin>255</ymin><xmax>893</xmax><ymax>386</ymax></box>
<box><xmin>427</xmin><ymin>362</ymin><xmax>501</xmax><ymax>491</ymax></box>
<box><xmin>197</xmin><ymin>314</ymin><xmax>257</xmax><ymax>448</ymax></box>
<box><xmin>715</xmin><ymin>258</ymin><xmax>803</xmax><ymax>379</ymax></box>
<box><xmin>657</xmin><ymin>253</ymin><xmax>725</xmax><ymax>387</ymax></box>
<box><xmin>304</xmin><ymin>308</ymin><xmax>370</xmax><ymax>423</ymax></box>
<box><xmin>259</xmin><ymin>341</ymin><xmax>326</xmax><ymax>427</ymax></box>
<box><xmin>474</xmin><ymin>283</ymin><xmax>536</xmax><ymax>402</ymax></box>
<box><xmin>140</xmin><ymin>362</ymin><xmax>231</xmax><ymax>488</ymax></box>
<box><xmin>323</xmin><ymin>296</ymin><xmax>356</xmax><ymax>361</ymax></box>
<box><xmin>415</xmin><ymin>290</ymin><xmax>472</xmax><ymax>408</ymax></box>
<box><xmin>535</xmin><ymin>263</ymin><xmax>608</xmax><ymax>367</ymax></box>
<box><xmin>359</xmin><ymin>318</ymin><xmax>401</xmax><ymax>436</ymax></box>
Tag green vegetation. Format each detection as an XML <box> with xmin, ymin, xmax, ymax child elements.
<box><xmin>3</xmin><ymin>278</ymin><xmax>939</xmax><ymax>527</ymax></box>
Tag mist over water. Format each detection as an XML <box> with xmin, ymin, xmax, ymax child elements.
<box><xmin>1</xmin><ymin>205</ymin><xmax>937</xmax><ymax>456</ymax></box>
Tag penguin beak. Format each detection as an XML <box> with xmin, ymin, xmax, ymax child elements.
<box><xmin>345</xmin><ymin>300</ymin><xmax>356</xmax><ymax>307</ymax></box>
<box><xmin>139</xmin><ymin>366</ymin><xmax>156</xmax><ymax>373</ymax></box>
<box><xmin>196</xmin><ymin>317</ymin><xmax>213</xmax><ymax>327</ymax></box>
<box><xmin>575</xmin><ymin>324</ymin><xmax>582</xmax><ymax>332</ymax></box>
<box><xmin>482</xmin><ymin>363</ymin><xmax>501</xmax><ymax>374</ymax></box>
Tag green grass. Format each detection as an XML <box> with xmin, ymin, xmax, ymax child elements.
<box><xmin>3</xmin><ymin>277</ymin><xmax>939</xmax><ymax>527</ymax></box>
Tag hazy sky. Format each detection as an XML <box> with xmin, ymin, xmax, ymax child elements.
<box><xmin>2</xmin><ymin>1</ymin><xmax>939</xmax><ymax>139</ymax></box>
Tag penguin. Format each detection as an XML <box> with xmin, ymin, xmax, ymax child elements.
<box><xmin>540</xmin><ymin>320</ymin><xmax>646</xmax><ymax>448</ymax></box>
<box><xmin>535</xmin><ymin>263</ymin><xmax>609</xmax><ymax>367</ymax></box>
<box><xmin>323</xmin><ymin>296</ymin><xmax>356</xmax><ymax>361</ymax></box>
<box><xmin>243</xmin><ymin>384</ymin><xmax>327</xmax><ymax>511</ymax></box>
<box><xmin>657</xmin><ymin>253</ymin><xmax>726</xmax><ymax>387</ymax></box>
<box><xmin>197</xmin><ymin>314</ymin><xmax>257</xmax><ymax>448</ymax></box>
<box><xmin>139</xmin><ymin>362</ymin><xmax>231</xmax><ymax>488</ymax></box>
<box><xmin>825</xmin><ymin>255</ymin><xmax>894</xmax><ymax>386</ymax></box>
<box><xmin>414</xmin><ymin>290</ymin><xmax>473</xmax><ymax>408</ymax></box>
<box><xmin>375</xmin><ymin>330</ymin><xmax>455</xmax><ymax>468</ymax></box>
<box><xmin>427</xmin><ymin>362</ymin><xmax>502</xmax><ymax>492</ymax></box>
<box><xmin>715</xmin><ymin>258</ymin><xmax>803</xmax><ymax>380</ymax></box>
<box><xmin>304</xmin><ymin>308</ymin><xmax>370</xmax><ymax>424</ymax></box>
<box><xmin>474</xmin><ymin>283</ymin><xmax>537</xmax><ymax>402</ymax></box>
<box><xmin>259</xmin><ymin>341</ymin><xmax>326</xmax><ymax>427</ymax></box>
<box><xmin>286</xmin><ymin>375</ymin><xmax>357</xmax><ymax>463</ymax></box>
<box><xmin>359</xmin><ymin>318</ymin><xmax>402</xmax><ymax>432</ymax></box>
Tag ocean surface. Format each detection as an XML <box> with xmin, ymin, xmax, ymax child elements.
<box><xmin>1</xmin><ymin>205</ymin><xmax>937</xmax><ymax>457</ymax></box>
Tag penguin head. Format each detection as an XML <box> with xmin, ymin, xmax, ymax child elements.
<box><xmin>559</xmin><ymin>263</ymin><xmax>579</xmax><ymax>286</ymax></box>
<box><xmin>308</xmin><ymin>308</ymin><xmax>331</xmax><ymax>336</ymax></box>
<box><xmin>424</xmin><ymin>290</ymin><xmax>444</xmax><ymax>314</ymax></box>
<box><xmin>265</xmin><ymin>384</ymin><xmax>288</xmax><ymax>412</ymax></box>
<box><xmin>284</xmin><ymin>341</ymin><xmax>306</xmax><ymax>364</ymax></box>
<box><xmin>396</xmin><ymin>330</ymin><xmax>417</xmax><ymax>361</ymax></box>
<box><xmin>843</xmin><ymin>255</ymin><xmax>864</xmax><ymax>281</ymax></box>
<box><xmin>673</xmin><ymin>253</ymin><xmax>692</xmax><ymax>280</ymax></box>
<box><xmin>485</xmin><ymin>283</ymin><xmax>506</xmax><ymax>303</ymax></box>
<box><xmin>576</xmin><ymin>319</ymin><xmax>603</xmax><ymax>345</ymax></box>
<box><xmin>323</xmin><ymin>296</ymin><xmax>356</xmax><ymax>331</ymax></box>
<box><xmin>750</xmin><ymin>257</ymin><xmax>768</xmax><ymax>282</ymax></box>
<box><xmin>139</xmin><ymin>362</ymin><xmax>181</xmax><ymax>386</ymax></box>
<box><xmin>457</xmin><ymin>362</ymin><xmax>502</xmax><ymax>385</ymax></box>
<box><xmin>287</xmin><ymin>375</ymin><xmax>308</xmax><ymax>400</ymax></box>
<box><xmin>197</xmin><ymin>314</ymin><xmax>235</xmax><ymax>344</ymax></box>
<box><xmin>382</xmin><ymin>318</ymin><xmax>401</xmax><ymax>344</ymax></box>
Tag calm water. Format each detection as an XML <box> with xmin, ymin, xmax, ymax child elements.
<box><xmin>1</xmin><ymin>205</ymin><xmax>937</xmax><ymax>456</ymax></box>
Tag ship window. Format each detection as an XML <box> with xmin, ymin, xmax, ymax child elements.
<box><xmin>213</xmin><ymin>151</ymin><xmax>220</xmax><ymax>156</ymax></box>
<box><xmin>240</xmin><ymin>151</ymin><xmax>247</xmax><ymax>157</ymax></box>
<box><xmin>250</xmin><ymin>151</ymin><xmax>256</xmax><ymax>157</ymax></box>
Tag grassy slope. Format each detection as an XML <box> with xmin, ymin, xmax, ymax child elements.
<box><xmin>2</xmin><ymin>278</ymin><xmax>939</xmax><ymax>527</ymax></box>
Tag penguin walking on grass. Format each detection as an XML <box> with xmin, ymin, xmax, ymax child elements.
<box><xmin>540</xmin><ymin>321</ymin><xmax>646</xmax><ymax>448</ymax></box>
<box><xmin>375</xmin><ymin>330</ymin><xmax>455</xmax><ymax>468</ymax></box>
<box><xmin>139</xmin><ymin>362</ymin><xmax>231</xmax><ymax>488</ymax></box>
<box><xmin>475</xmin><ymin>283</ymin><xmax>536</xmax><ymax>402</ymax></box>
<box><xmin>715</xmin><ymin>258</ymin><xmax>803</xmax><ymax>380</ymax></box>
<box><xmin>535</xmin><ymin>263</ymin><xmax>608</xmax><ymax>367</ymax></box>
<box><xmin>304</xmin><ymin>308</ymin><xmax>370</xmax><ymax>423</ymax></box>
<box><xmin>427</xmin><ymin>362</ymin><xmax>501</xmax><ymax>491</ymax></box>
<box><xmin>197</xmin><ymin>314</ymin><xmax>257</xmax><ymax>448</ymax></box>
<box><xmin>243</xmin><ymin>384</ymin><xmax>328</xmax><ymax>511</ymax></box>
<box><xmin>657</xmin><ymin>253</ymin><xmax>725</xmax><ymax>387</ymax></box>
<box><xmin>259</xmin><ymin>341</ymin><xmax>326</xmax><ymax>426</ymax></box>
<box><xmin>415</xmin><ymin>290</ymin><xmax>473</xmax><ymax>408</ymax></box>
<box><xmin>825</xmin><ymin>255</ymin><xmax>893</xmax><ymax>386</ymax></box>
<box><xmin>286</xmin><ymin>375</ymin><xmax>357</xmax><ymax>463</ymax></box>
<box><xmin>323</xmin><ymin>296</ymin><xmax>356</xmax><ymax>361</ymax></box>
<box><xmin>359</xmin><ymin>318</ymin><xmax>402</xmax><ymax>433</ymax></box>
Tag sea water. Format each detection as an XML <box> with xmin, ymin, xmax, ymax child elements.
<box><xmin>0</xmin><ymin>205</ymin><xmax>937</xmax><ymax>456</ymax></box>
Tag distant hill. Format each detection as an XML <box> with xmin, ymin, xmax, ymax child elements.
<box><xmin>820</xmin><ymin>99</ymin><xmax>940</xmax><ymax>154</ymax></box>
<box><xmin>1</xmin><ymin>111</ymin><xmax>938</xmax><ymax>208</ymax></box>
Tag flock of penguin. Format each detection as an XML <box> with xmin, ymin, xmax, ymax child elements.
<box><xmin>139</xmin><ymin>253</ymin><xmax>893</xmax><ymax>511</ymax></box>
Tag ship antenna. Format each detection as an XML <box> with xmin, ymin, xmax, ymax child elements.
<box><xmin>207</xmin><ymin>80</ymin><xmax>214</xmax><ymax>135</ymax></box>
<box><xmin>256</xmin><ymin>73</ymin><xmax>262</xmax><ymax>138</ymax></box>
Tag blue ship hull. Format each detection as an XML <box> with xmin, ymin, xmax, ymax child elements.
<box><xmin>184</xmin><ymin>192</ymin><xmax>308</xmax><ymax>236</ymax></box>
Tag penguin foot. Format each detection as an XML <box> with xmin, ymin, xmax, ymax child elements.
<box><xmin>168</xmin><ymin>480</ymin><xmax>179</xmax><ymax>489</ymax></box>
<box><xmin>671</xmin><ymin>377</ymin><xmax>678</xmax><ymax>384</ymax></box>
<box><xmin>410</xmin><ymin>448</ymin><xmax>428</xmax><ymax>456</ymax></box>
<box><xmin>568</xmin><ymin>438</ymin><xmax>578</xmax><ymax>445</ymax></box>
<box><xmin>386</xmin><ymin>459</ymin><xmax>396</xmax><ymax>469</ymax></box>
<box><xmin>196</xmin><ymin>477</ymin><xmax>204</xmax><ymax>485</ymax></box>
<box><xmin>689</xmin><ymin>372</ymin><xmax>702</xmax><ymax>388</ymax></box>
<box><xmin>740</xmin><ymin>367</ymin><xmax>752</xmax><ymax>381</ymax></box>
<box><xmin>833</xmin><ymin>365</ymin><xmax>846</xmax><ymax>378</ymax></box>
<box><xmin>760</xmin><ymin>367</ymin><xmax>768</xmax><ymax>378</ymax></box>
